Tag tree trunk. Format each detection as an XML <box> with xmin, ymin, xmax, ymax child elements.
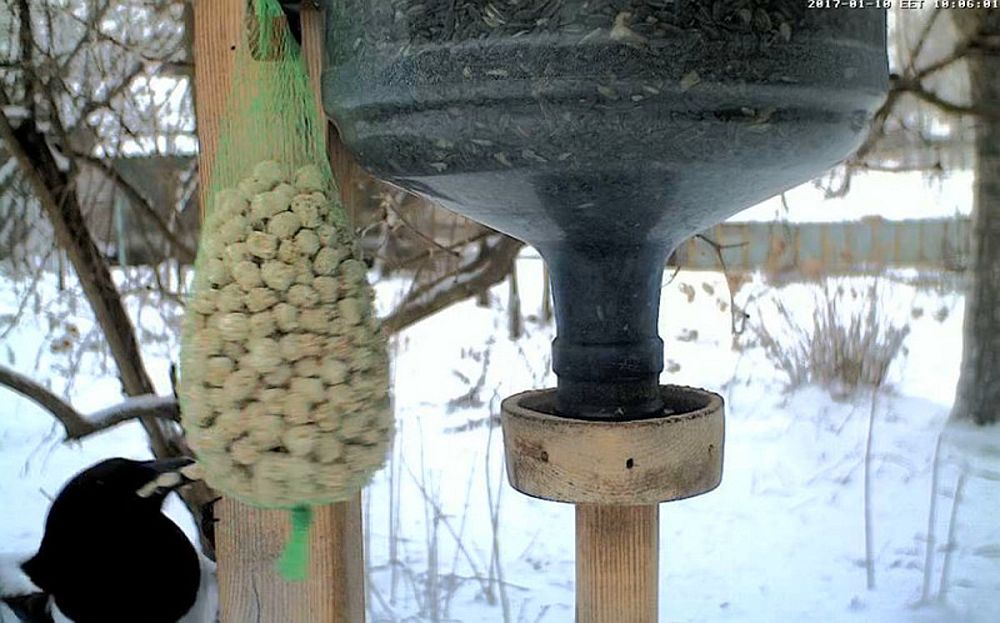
<box><xmin>951</xmin><ymin>12</ymin><xmax>1000</xmax><ymax>426</ymax></box>
<box><xmin>0</xmin><ymin>106</ymin><xmax>172</xmax><ymax>451</ymax></box>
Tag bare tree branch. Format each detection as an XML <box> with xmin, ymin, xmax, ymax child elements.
<box><xmin>894</xmin><ymin>76</ymin><xmax>1000</xmax><ymax>119</ymax></box>
<box><xmin>905</xmin><ymin>7</ymin><xmax>942</xmax><ymax>75</ymax></box>
<box><xmin>0</xmin><ymin>364</ymin><xmax>86</xmax><ymax>434</ymax></box>
<box><xmin>384</xmin><ymin>199</ymin><xmax>462</xmax><ymax>259</ymax></box>
<box><xmin>80</xmin><ymin>395</ymin><xmax>181</xmax><ymax>439</ymax></box>
<box><xmin>16</xmin><ymin>0</ymin><xmax>34</xmax><ymax>106</ymax></box>
<box><xmin>0</xmin><ymin>364</ymin><xmax>179</xmax><ymax>440</ymax></box>
<box><xmin>383</xmin><ymin>234</ymin><xmax>524</xmax><ymax>334</ymax></box>
<box><xmin>915</xmin><ymin>43</ymin><xmax>972</xmax><ymax>80</ymax></box>
<box><xmin>1</xmin><ymin>0</ymin><xmax>217</xmax><ymax>556</ymax></box>
<box><xmin>830</xmin><ymin>10</ymin><xmax>996</xmax><ymax>194</ymax></box>
<box><xmin>386</xmin><ymin>229</ymin><xmax>493</xmax><ymax>272</ymax></box>
<box><xmin>77</xmin><ymin>60</ymin><xmax>146</xmax><ymax>125</ymax></box>
<box><xmin>0</xmin><ymin>87</ymin><xmax>173</xmax><ymax>456</ymax></box>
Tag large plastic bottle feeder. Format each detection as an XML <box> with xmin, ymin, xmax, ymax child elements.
<box><xmin>320</xmin><ymin>2</ymin><xmax>886</xmax><ymax>505</ymax></box>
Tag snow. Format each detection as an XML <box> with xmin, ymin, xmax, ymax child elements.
<box><xmin>2</xmin><ymin>254</ymin><xmax>998</xmax><ymax>622</ymax></box>
<box><xmin>368</xmin><ymin>265</ymin><xmax>998</xmax><ymax>623</ymax></box>
<box><xmin>83</xmin><ymin>394</ymin><xmax>178</xmax><ymax>427</ymax></box>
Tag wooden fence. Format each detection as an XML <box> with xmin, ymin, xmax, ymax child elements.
<box><xmin>673</xmin><ymin>216</ymin><xmax>970</xmax><ymax>277</ymax></box>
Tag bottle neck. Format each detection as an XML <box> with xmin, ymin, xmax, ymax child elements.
<box><xmin>546</xmin><ymin>243</ymin><xmax>667</xmax><ymax>419</ymax></box>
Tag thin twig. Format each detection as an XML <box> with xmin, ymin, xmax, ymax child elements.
<box><xmin>920</xmin><ymin>432</ymin><xmax>944</xmax><ymax>603</ymax></box>
<box><xmin>403</xmin><ymin>463</ymin><xmax>494</xmax><ymax>600</ymax></box>
<box><xmin>384</xmin><ymin>200</ymin><xmax>462</xmax><ymax>259</ymax></box>
<box><xmin>388</xmin><ymin>230</ymin><xmax>494</xmax><ymax>272</ymax></box>
<box><xmin>864</xmin><ymin>388</ymin><xmax>879</xmax><ymax>590</ymax></box>
<box><xmin>695</xmin><ymin>234</ymin><xmax>749</xmax><ymax>335</ymax></box>
<box><xmin>905</xmin><ymin>8</ymin><xmax>942</xmax><ymax>75</ymax></box>
<box><xmin>485</xmin><ymin>407</ymin><xmax>511</xmax><ymax>622</ymax></box>
<box><xmin>661</xmin><ymin>263</ymin><xmax>683</xmax><ymax>289</ymax></box>
<box><xmin>937</xmin><ymin>467</ymin><xmax>968</xmax><ymax>603</ymax></box>
<box><xmin>383</xmin><ymin>235</ymin><xmax>524</xmax><ymax>334</ymax></box>
<box><xmin>915</xmin><ymin>44</ymin><xmax>971</xmax><ymax>80</ymax></box>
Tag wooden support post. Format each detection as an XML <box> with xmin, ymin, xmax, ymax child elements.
<box><xmin>194</xmin><ymin>3</ymin><xmax>366</xmax><ymax>622</ymax></box>
<box><xmin>214</xmin><ymin>499</ymin><xmax>364</xmax><ymax>622</ymax></box>
<box><xmin>301</xmin><ymin>10</ymin><xmax>370</xmax><ymax>226</ymax></box>
<box><xmin>502</xmin><ymin>386</ymin><xmax>724</xmax><ymax>622</ymax></box>
<box><xmin>192</xmin><ymin>0</ymin><xmax>242</xmax><ymax>212</ymax></box>
<box><xmin>576</xmin><ymin>505</ymin><xmax>659</xmax><ymax>623</ymax></box>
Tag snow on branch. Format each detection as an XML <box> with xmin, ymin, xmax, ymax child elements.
<box><xmin>83</xmin><ymin>395</ymin><xmax>181</xmax><ymax>436</ymax></box>
<box><xmin>0</xmin><ymin>364</ymin><xmax>180</xmax><ymax>441</ymax></box>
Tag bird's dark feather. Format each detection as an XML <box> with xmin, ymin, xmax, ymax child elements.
<box><xmin>21</xmin><ymin>459</ymin><xmax>201</xmax><ymax>623</ymax></box>
<box><xmin>1</xmin><ymin>592</ymin><xmax>54</xmax><ymax>623</ymax></box>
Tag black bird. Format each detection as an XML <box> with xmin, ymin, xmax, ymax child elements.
<box><xmin>2</xmin><ymin>458</ymin><xmax>215</xmax><ymax>623</ymax></box>
<box><xmin>280</xmin><ymin>1</ymin><xmax>303</xmax><ymax>46</ymax></box>
<box><xmin>1</xmin><ymin>593</ymin><xmax>52</xmax><ymax>623</ymax></box>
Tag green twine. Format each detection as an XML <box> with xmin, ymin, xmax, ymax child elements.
<box><xmin>277</xmin><ymin>505</ymin><xmax>314</xmax><ymax>581</ymax></box>
<box><xmin>254</xmin><ymin>0</ymin><xmax>287</xmax><ymax>59</ymax></box>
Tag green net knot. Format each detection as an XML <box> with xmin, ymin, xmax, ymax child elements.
<box><xmin>278</xmin><ymin>505</ymin><xmax>313</xmax><ymax>581</ymax></box>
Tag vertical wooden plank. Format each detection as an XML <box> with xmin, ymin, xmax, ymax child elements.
<box><xmin>302</xmin><ymin>6</ymin><xmax>367</xmax><ymax>620</ymax></box>
<box><xmin>193</xmin><ymin>0</ymin><xmax>244</xmax><ymax>213</ymax></box>
<box><xmin>195</xmin><ymin>4</ymin><xmax>367</xmax><ymax>622</ymax></box>
<box><xmin>576</xmin><ymin>504</ymin><xmax>659</xmax><ymax>623</ymax></box>
<box><xmin>300</xmin><ymin>7</ymin><xmax>369</xmax><ymax>225</ymax></box>
<box><xmin>214</xmin><ymin>499</ymin><xmax>364</xmax><ymax>623</ymax></box>
<box><xmin>300</xmin><ymin>8</ymin><xmax>326</xmax><ymax>127</ymax></box>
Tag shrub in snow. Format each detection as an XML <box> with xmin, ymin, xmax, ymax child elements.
<box><xmin>750</xmin><ymin>279</ymin><xmax>910</xmax><ymax>395</ymax></box>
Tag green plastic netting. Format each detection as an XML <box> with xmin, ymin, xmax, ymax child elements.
<box><xmin>179</xmin><ymin>0</ymin><xmax>393</xmax><ymax>581</ymax></box>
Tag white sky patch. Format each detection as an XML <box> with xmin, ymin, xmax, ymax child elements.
<box><xmin>733</xmin><ymin>169</ymin><xmax>973</xmax><ymax>223</ymax></box>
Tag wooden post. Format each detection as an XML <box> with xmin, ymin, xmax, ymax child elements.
<box><xmin>194</xmin><ymin>3</ymin><xmax>366</xmax><ymax>622</ymax></box>
<box><xmin>214</xmin><ymin>500</ymin><xmax>364</xmax><ymax>622</ymax></box>
<box><xmin>576</xmin><ymin>505</ymin><xmax>659</xmax><ymax>623</ymax></box>
<box><xmin>502</xmin><ymin>386</ymin><xmax>724</xmax><ymax>622</ymax></box>
<box><xmin>192</xmin><ymin>0</ymin><xmax>241</xmax><ymax>212</ymax></box>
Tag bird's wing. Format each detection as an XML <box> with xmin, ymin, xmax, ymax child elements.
<box><xmin>0</xmin><ymin>593</ymin><xmax>55</xmax><ymax>623</ymax></box>
<box><xmin>40</xmin><ymin>556</ymin><xmax>216</xmax><ymax>623</ymax></box>
<box><xmin>176</xmin><ymin>555</ymin><xmax>218</xmax><ymax>623</ymax></box>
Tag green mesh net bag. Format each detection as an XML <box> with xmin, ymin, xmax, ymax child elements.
<box><xmin>179</xmin><ymin>0</ymin><xmax>392</xmax><ymax>581</ymax></box>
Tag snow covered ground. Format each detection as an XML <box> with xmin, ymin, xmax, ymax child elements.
<box><xmin>1</xmin><ymin>256</ymin><xmax>998</xmax><ymax>623</ymax></box>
